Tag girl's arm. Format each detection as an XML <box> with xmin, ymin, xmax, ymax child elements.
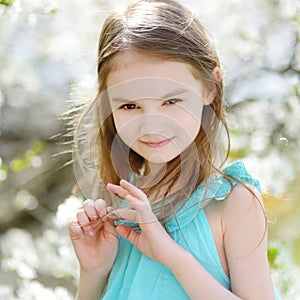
<box><xmin>165</xmin><ymin>245</ymin><xmax>241</xmax><ymax>299</ymax></box>
<box><xmin>109</xmin><ymin>180</ymin><xmax>275</xmax><ymax>300</ymax></box>
<box><xmin>166</xmin><ymin>184</ymin><xmax>275</xmax><ymax>299</ymax></box>
<box><xmin>75</xmin><ymin>269</ymin><xmax>109</xmax><ymax>300</ymax></box>
<box><xmin>68</xmin><ymin>199</ymin><xmax>119</xmax><ymax>300</ymax></box>
<box><xmin>221</xmin><ymin>184</ymin><xmax>275</xmax><ymax>298</ymax></box>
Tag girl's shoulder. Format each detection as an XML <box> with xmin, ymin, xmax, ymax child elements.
<box><xmin>167</xmin><ymin>160</ymin><xmax>262</xmax><ymax>232</ymax></box>
<box><xmin>205</xmin><ymin>160</ymin><xmax>264</xmax><ymax>229</ymax></box>
<box><xmin>205</xmin><ymin>162</ymin><xmax>266</xmax><ymax>274</ymax></box>
<box><xmin>206</xmin><ymin>176</ymin><xmax>265</xmax><ymax>238</ymax></box>
<box><xmin>190</xmin><ymin>160</ymin><xmax>261</xmax><ymax>209</ymax></box>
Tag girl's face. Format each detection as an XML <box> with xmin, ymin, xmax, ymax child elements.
<box><xmin>107</xmin><ymin>51</ymin><xmax>213</xmax><ymax>164</ymax></box>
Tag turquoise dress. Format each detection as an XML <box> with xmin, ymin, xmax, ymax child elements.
<box><xmin>103</xmin><ymin>161</ymin><xmax>280</xmax><ymax>299</ymax></box>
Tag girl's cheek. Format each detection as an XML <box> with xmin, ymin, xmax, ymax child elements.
<box><xmin>112</xmin><ymin>112</ymin><xmax>127</xmax><ymax>132</ymax></box>
<box><xmin>115</xmin><ymin>117</ymin><xmax>138</xmax><ymax>135</ymax></box>
<box><xmin>116</xmin><ymin>124</ymin><xmax>140</xmax><ymax>148</ymax></box>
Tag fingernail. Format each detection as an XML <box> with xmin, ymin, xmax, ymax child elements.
<box><xmin>95</xmin><ymin>203</ymin><xmax>105</xmax><ymax>217</ymax></box>
<box><xmin>120</xmin><ymin>179</ymin><xmax>130</xmax><ymax>185</ymax></box>
<box><xmin>88</xmin><ymin>230</ymin><xmax>94</xmax><ymax>236</ymax></box>
<box><xmin>84</xmin><ymin>198</ymin><xmax>93</xmax><ymax>203</ymax></box>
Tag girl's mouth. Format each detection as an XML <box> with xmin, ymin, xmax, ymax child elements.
<box><xmin>140</xmin><ymin>138</ymin><xmax>174</xmax><ymax>148</ymax></box>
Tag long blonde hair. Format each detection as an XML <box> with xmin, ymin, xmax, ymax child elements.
<box><xmin>73</xmin><ymin>0</ymin><xmax>230</xmax><ymax>223</ymax></box>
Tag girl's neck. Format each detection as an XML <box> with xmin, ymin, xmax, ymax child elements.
<box><xmin>142</xmin><ymin>160</ymin><xmax>186</xmax><ymax>204</ymax></box>
<box><xmin>144</xmin><ymin>161</ymin><xmax>166</xmax><ymax>177</ymax></box>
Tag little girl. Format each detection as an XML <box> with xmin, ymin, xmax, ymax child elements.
<box><xmin>68</xmin><ymin>0</ymin><xmax>279</xmax><ymax>299</ymax></box>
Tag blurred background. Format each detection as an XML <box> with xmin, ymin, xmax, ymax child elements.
<box><xmin>0</xmin><ymin>0</ymin><xmax>299</xmax><ymax>299</ymax></box>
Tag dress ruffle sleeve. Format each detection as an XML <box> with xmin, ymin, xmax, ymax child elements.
<box><xmin>213</xmin><ymin>160</ymin><xmax>260</xmax><ymax>200</ymax></box>
<box><xmin>166</xmin><ymin>160</ymin><xmax>261</xmax><ymax>232</ymax></box>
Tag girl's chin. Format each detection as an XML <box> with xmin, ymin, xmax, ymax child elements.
<box><xmin>143</xmin><ymin>153</ymin><xmax>180</xmax><ymax>164</ymax></box>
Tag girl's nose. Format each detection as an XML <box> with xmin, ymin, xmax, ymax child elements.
<box><xmin>139</xmin><ymin>113</ymin><xmax>167</xmax><ymax>134</ymax></box>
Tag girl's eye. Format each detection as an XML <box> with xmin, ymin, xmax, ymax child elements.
<box><xmin>164</xmin><ymin>98</ymin><xmax>182</xmax><ymax>105</ymax></box>
<box><xmin>120</xmin><ymin>103</ymin><xmax>139</xmax><ymax>110</ymax></box>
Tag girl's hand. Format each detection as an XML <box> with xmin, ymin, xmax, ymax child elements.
<box><xmin>107</xmin><ymin>180</ymin><xmax>178</xmax><ymax>267</ymax></box>
<box><xmin>68</xmin><ymin>199</ymin><xmax>118</xmax><ymax>275</ymax></box>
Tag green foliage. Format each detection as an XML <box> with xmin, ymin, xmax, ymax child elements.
<box><xmin>0</xmin><ymin>0</ymin><xmax>15</xmax><ymax>7</ymax></box>
<box><xmin>45</xmin><ymin>6</ymin><xmax>58</xmax><ymax>14</ymax></box>
<box><xmin>268</xmin><ymin>246</ymin><xmax>281</xmax><ymax>270</ymax></box>
<box><xmin>229</xmin><ymin>148</ymin><xmax>249</xmax><ymax>160</ymax></box>
<box><xmin>10</xmin><ymin>141</ymin><xmax>45</xmax><ymax>172</ymax></box>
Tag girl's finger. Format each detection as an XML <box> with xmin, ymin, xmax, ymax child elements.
<box><xmin>112</xmin><ymin>206</ymin><xmax>157</xmax><ymax>224</ymax></box>
<box><xmin>124</xmin><ymin>194</ymin><xmax>148</xmax><ymax>211</ymax></box>
<box><xmin>102</xmin><ymin>218</ymin><xmax>119</xmax><ymax>241</ymax></box>
<box><xmin>125</xmin><ymin>193</ymin><xmax>147</xmax><ymax>207</ymax></box>
<box><xmin>107</xmin><ymin>183</ymin><xmax>129</xmax><ymax>199</ymax></box>
<box><xmin>125</xmin><ymin>194</ymin><xmax>157</xmax><ymax>224</ymax></box>
<box><xmin>83</xmin><ymin>199</ymin><xmax>99</xmax><ymax>221</ymax></box>
<box><xmin>115</xmin><ymin>225</ymin><xmax>140</xmax><ymax>246</ymax></box>
<box><xmin>68</xmin><ymin>219</ymin><xmax>83</xmax><ymax>240</ymax></box>
<box><xmin>76</xmin><ymin>209</ymin><xmax>94</xmax><ymax>236</ymax></box>
<box><xmin>111</xmin><ymin>208</ymin><xmax>137</xmax><ymax>222</ymax></box>
<box><xmin>94</xmin><ymin>198</ymin><xmax>107</xmax><ymax>217</ymax></box>
<box><xmin>107</xmin><ymin>183</ymin><xmax>146</xmax><ymax>212</ymax></box>
<box><xmin>120</xmin><ymin>179</ymin><xmax>148</xmax><ymax>202</ymax></box>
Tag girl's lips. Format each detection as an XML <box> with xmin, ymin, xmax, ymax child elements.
<box><xmin>140</xmin><ymin>138</ymin><xmax>174</xmax><ymax>148</ymax></box>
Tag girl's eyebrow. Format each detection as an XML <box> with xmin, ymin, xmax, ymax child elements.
<box><xmin>110</xmin><ymin>88</ymin><xmax>189</xmax><ymax>102</ymax></box>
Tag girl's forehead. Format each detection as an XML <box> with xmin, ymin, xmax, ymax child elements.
<box><xmin>106</xmin><ymin>51</ymin><xmax>205</xmax><ymax>100</ymax></box>
<box><xmin>108</xmin><ymin>50</ymin><xmax>156</xmax><ymax>72</ymax></box>
<box><xmin>107</xmin><ymin>77</ymin><xmax>201</xmax><ymax>103</ymax></box>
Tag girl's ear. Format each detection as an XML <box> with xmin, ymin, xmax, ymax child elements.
<box><xmin>212</xmin><ymin>66</ymin><xmax>222</xmax><ymax>83</ymax></box>
<box><xmin>203</xmin><ymin>66</ymin><xmax>222</xmax><ymax>105</ymax></box>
